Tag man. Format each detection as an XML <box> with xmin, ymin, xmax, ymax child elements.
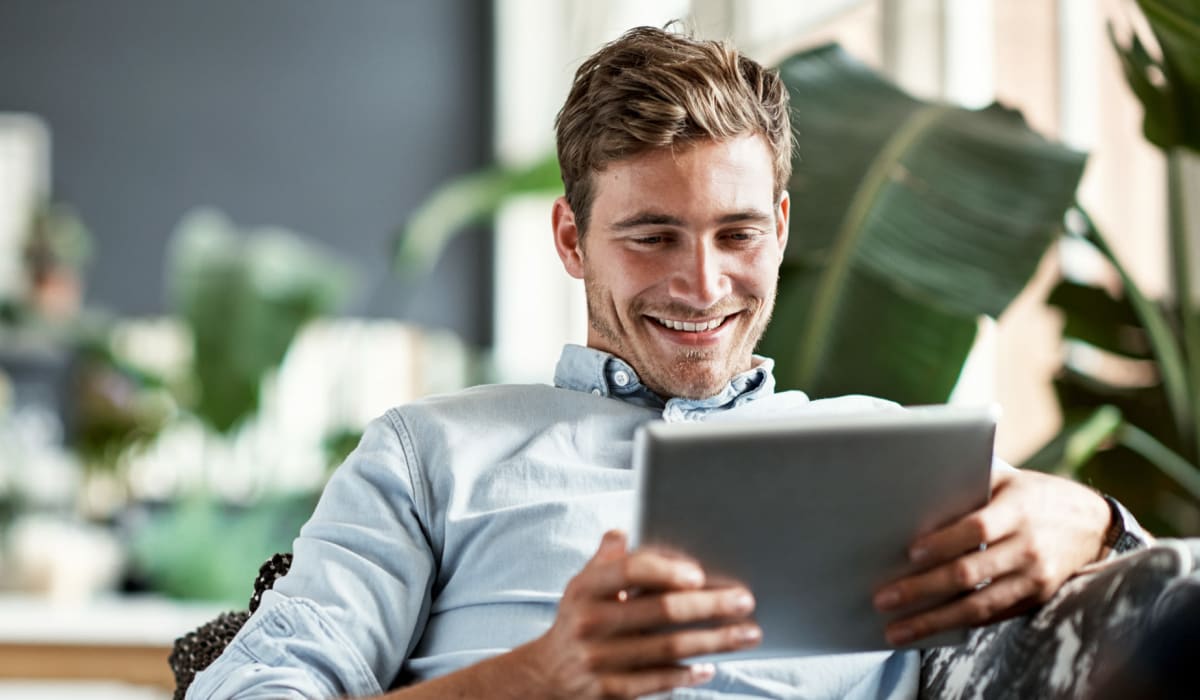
<box><xmin>189</xmin><ymin>26</ymin><xmax>1146</xmax><ymax>699</ymax></box>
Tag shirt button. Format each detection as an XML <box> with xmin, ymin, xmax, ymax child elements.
<box><xmin>591</xmin><ymin>388</ymin><xmax>602</xmax><ymax>396</ymax></box>
<box><xmin>612</xmin><ymin>370</ymin><xmax>630</xmax><ymax>387</ymax></box>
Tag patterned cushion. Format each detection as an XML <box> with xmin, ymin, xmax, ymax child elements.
<box><xmin>920</xmin><ymin>540</ymin><xmax>1200</xmax><ymax>699</ymax></box>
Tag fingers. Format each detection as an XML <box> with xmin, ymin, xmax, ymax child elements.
<box><xmin>874</xmin><ymin>537</ymin><xmax>1031</xmax><ymax>613</ymax></box>
<box><xmin>572</xmin><ymin>531</ymin><xmax>706</xmax><ymax>599</ymax></box>
<box><xmin>594</xmin><ymin>530</ymin><xmax>628</xmax><ymax>561</ymax></box>
<box><xmin>540</xmin><ymin>531</ymin><xmax>757</xmax><ymax>698</ymax></box>
<box><xmin>907</xmin><ymin>494</ymin><xmax>1021</xmax><ymax>570</ymax></box>
<box><xmin>580</xmin><ymin>587</ymin><xmax>756</xmax><ymax>638</ymax></box>
<box><xmin>869</xmin><ymin>468</ymin><xmax>1119</xmax><ymax>649</ymax></box>
<box><xmin>882</xmin><ymin>573</ymin><xmax>1038</xmax><ymax>645</ymax></box>
<box><xmin>587</xmin><ymin>622</ymin><xmax>762</xmax><ymax>670</ymax></box>
<box><xmin>565</xmin><ymin>531</ymin><xmax>757</xmax><ymax>644</ymax></box>
<box><xmin>988</xmin><ymin>464</ymin><xmax>1016</xmax><ymax>489</ymax></box>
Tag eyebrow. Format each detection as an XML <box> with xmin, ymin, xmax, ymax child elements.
<box><xmin>611</xmin><ymin>209</ymin><xmax>774</xmax><ymax>229</ymax></box>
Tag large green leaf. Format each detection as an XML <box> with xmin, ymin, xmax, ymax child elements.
<box><xmin>761</xmin><ymin>263</ymin><xmax>978</xmax><ymax>403</ymax></box>
<box><xmin>763</xmin><ymin>45</ymin><xmax>1086</xmax><ymax>403</ymax></box>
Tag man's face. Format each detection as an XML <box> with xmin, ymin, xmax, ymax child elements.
<box><xmin>553</xmin><ymin>135</ymin><xmax>789</xmax><ymax>399</ymax></box>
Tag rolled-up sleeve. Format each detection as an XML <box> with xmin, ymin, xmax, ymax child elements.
<box><xmin>188</xmin><ymin>410</ymin><xmax>437</xmax><ymax>699</ymax></box>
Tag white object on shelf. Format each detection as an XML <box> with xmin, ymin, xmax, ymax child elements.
<box><xmin>3</xmin><ymin>516</ymin><xmax>123</xmax><ymax>602</ymax></box>
<box><xmin>0</xmin><ymin>593</ymin><xmax>226</xmax><ymax>647</ymax></box>
<box><xmin>0</xmin><ymin>681</ymin><xmax>169</xmax><ymax>700</ymax></box>
<box><xmin>0</xmin><ymin>114</ymin><xmax>50</xmax><ymax>301</ymax></box>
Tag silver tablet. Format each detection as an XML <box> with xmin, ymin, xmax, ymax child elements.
<box><xmin>631</xmin><ymin>405</ymin><xmax>996</xmax><ymax>659</ymax></box>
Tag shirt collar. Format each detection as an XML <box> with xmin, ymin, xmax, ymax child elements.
<box><xmin>552</xmin><ymin>344</ymin><xmax>775</xmax><ymax>417</ymax></box>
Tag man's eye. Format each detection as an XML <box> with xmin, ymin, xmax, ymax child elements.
<box><xmin>632</xmin><ymin>235</ymin><xmax>666</xmax><ymax>245</ymax></box>
<box><xmin>726</xmin><ymin>230</ymin><xmax>761</xmax><ymax>242</ymax></box>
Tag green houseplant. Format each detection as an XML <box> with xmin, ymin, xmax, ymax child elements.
<box><xmin>169</xmin><ymin>208</ymin><xmax>355</xmax><ymax>435</ymax></box>
<box><xmin>130</xmin><ymin>209</ymin><xmax>356</xmax><ymax>602</ymax></box>
<box><xmin>1024</xmin><ymin>0</ymin><xmax>1200</xmax><ymax>535</ymax></box>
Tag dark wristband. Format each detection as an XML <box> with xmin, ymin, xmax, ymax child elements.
<box><xmin>1101</xmin><ymin>494</ymin><xmax>1140</xmax><ymax>553</ymax></box>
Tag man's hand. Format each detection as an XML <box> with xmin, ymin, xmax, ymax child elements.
<box><xmin>521</xmin><ymin>530</ymin><xmax>760</xmax><ymax>699</ymax></box>
<box><xmin>872</xmin><ymin>468</ymin><xmax>1111</xmax><ymax>645</ymax></box>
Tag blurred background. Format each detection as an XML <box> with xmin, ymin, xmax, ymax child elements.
<box><xmin>0</xmin><ymin>0</ymin><xmax>1196</xmax><ymax>696</ymax></box>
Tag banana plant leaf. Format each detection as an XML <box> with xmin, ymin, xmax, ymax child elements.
<box><xmin>760</xmin><ymin>44</ymin><xmax>1087</xmax><ymax>403</ymax></box>
<box><xmin>1110</xmin><ymin>0</ymin><xmax>1200</xmax><ymax>152</ymax></box>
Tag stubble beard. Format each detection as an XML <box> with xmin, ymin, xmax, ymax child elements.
<box><xmin>583</xmin><ymin>278</ymin><xmax>777</xmax><ymax>400</ymax></box>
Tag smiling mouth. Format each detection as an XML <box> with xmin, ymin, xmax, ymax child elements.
<box><xmin>649</xmin><ymin>314</ymin><xmax>735</xmax><ymax>332</ymax></box>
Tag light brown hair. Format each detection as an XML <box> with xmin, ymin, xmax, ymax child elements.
<box><xmin>554</xmin><ymin>25</ymin><xmax>793</xmax><ymax>234</ymax></box>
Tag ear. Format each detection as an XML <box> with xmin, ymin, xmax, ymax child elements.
<box><xmin>552</xmin><ymin>196</ymin><xmax>585</xmax><ymax>279</ymax></box>
<box><xmin>775</xmin><ymin>191</ymin><xmax>790</xmax><ymax>255</ymax></box>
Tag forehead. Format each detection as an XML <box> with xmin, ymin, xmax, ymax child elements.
<box><xmin>589</xmin><ymin>135</ymin><xmax>777</xmax><ymax>223</ymax></box>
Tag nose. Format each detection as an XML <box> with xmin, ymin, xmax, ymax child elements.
<box><xmin>667</xmin><ymin>240</ymin><xmax>732</xmax><ymax>308</ymax></box>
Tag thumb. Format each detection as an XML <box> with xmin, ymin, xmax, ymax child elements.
<box><xmin>594</xmin><ymin>529</ymin><xmax>628</xmax><ymax>560</ymax></box>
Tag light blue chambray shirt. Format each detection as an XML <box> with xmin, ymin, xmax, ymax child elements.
<box><xmin>188</xmin><ymin>344</ymin><xmax>923</xmax><ymax>699</ymax></box>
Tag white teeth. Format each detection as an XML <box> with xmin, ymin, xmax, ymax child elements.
<box><xmin>655</xmin><ymin>316</ymin><xmax>726</xmax><ymax>332</ymax></box>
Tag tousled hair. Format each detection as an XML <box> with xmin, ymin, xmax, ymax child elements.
<box><xmin>554</xmin><ymin>25</ymin><xmax>793</xmax><ymax>234</ymax></box>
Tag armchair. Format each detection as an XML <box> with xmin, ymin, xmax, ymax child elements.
<box><xmin>172</xmin><ymin>543</ymin><xmax>1200</xmax><ymax>699</ymax></box>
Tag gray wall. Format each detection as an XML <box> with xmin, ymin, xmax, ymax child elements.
<box><xmin>0</xmin><ymin>0</ymin><xmax>494</xmax><ymax>344</ymax></box>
